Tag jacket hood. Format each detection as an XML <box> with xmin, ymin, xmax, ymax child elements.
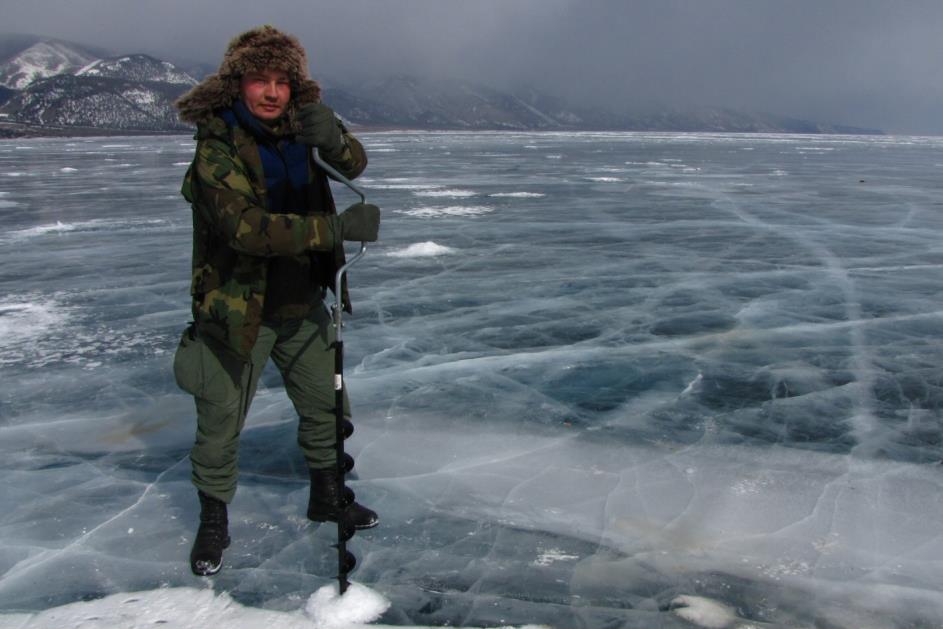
<box><xmin>176</xmin><ymin>25</ymin><xmax>321</xmax><ymax>125</ymax></box>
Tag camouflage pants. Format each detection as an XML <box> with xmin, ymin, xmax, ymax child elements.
<box><xmin>173</xmin><ymin>304</ymin><xmax>348</xmax><ymax>503</ymax></box>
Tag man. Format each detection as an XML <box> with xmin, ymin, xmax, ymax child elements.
<box><xmin>173</xmin><ymin>25</ymin><xmax>380</xmax><ymax>577</ymax></box>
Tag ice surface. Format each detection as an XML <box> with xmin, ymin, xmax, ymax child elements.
<box><xmin>1</xmin><ymin>132</ymin><xmax>943</xmax><ymax>627</ymax></box>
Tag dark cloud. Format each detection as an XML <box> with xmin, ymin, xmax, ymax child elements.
<box><xmin>5</xmin><ymin>0</ymin><xmax>943</xmax><ymax>134</ymax></box>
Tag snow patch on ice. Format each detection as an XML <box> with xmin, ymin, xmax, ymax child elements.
<box><xmin>361</xmin><ymin>178</ymin><xmax>441</xmax><ymax>191</ymax></box>
<box><xmin>489</xmin><ymin>192</ymin><xmax>545</xmax><ymax>198</ymax></box>
<box><xmin>9</xmin><ymin>221</ymin><xmax>77</xmax><ymax>238</ymax></box>
<box><xmin>0</xmin><ymin>587</ymin><xmax>337</xmax><ymax>629</ymax></box>
<box><xmin>671</xmin><ymin>595</ymin><xmax>739</xmax><ymax>628</ymax></box>
<box><xmin>730</xmin><ymin>477</ymin><xmax>772</xmax><ymax>496</ymax></box>
<box><xmin>4</xmin><ymin>218</ymin><xmax>169</xmax><ymax>243</ymax></box>
<box><xmin>681</xmin><ymin>372</ymin><xmax>703</xmax><ymax>395</ymax></box>
<box><xmin>368</xmin><ymin>183</ymin><xmax>442</xmax><ymax>190</ymax></box>
<box><xmin>0</xmin><ymin>585</ymin><xmax>545</xmax><ymax>629</ymax></box>
<box><xmin>0</xmin><ymin>298</ymin><xmax>68</xmax><ymax>349</ymax></box>
<box><xmin>531</xmin><ymin>548</ymin><xmax>580</xmax><ymax>567</ymax></box>
<box><xmin>398</xmin><ymin>206</ymin><xmax>494</xmax><ymax>218</ymax></box>
<box><xmin>412</xmin><ymin>189</ymin><xmax>476</xmax><ymax>198</ymax></box>
<box><xmin>386</xmin><ymin>241</ymin><xmax>455</xmax><ymax>258</ymax></box>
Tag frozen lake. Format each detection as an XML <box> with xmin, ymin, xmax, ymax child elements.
<box><xmin>1</xmin><ymin>130</ymin><xmax>942</xmax><ymax>627</ymax></box>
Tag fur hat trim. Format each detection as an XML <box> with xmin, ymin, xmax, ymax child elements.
<box><xmin>176</xmin><ymin>25</ymin><xmax>321</xmax><ymax>125</ymax></box>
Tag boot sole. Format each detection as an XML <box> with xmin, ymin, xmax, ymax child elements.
<box><xmin>191</xmin><ymin>559</ymin><xmax>223</xmax><ymax>576</ymax></box>
<box><xmin>190</xmin><ymin>537</ymin><xmax>230</xmax><ymax>576</ymax></box>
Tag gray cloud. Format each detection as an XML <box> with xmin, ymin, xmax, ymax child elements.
<box><xmin>5</xmin><ymin>0</ymin><xmax>943</xmax><ymax>134</ymax></box>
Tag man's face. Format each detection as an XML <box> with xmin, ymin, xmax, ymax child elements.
<box><xmin>240</xmin><ymin>69</ymin><xmax>291</xmax><ymax>121</ymax></box>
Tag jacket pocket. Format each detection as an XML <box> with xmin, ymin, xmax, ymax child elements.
<box><xmin>173</xmin><ymin>326</ymin><xmax>235</xmax><ymax>404</ymax></box>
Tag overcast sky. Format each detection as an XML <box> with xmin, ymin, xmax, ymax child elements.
<box><xmin>5</xmin><ymin>0</ymin><xmax>943</xmax><ymax>134</ymax></box>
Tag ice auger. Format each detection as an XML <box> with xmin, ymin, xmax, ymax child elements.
<box><xmin>312</xmin><ymin>148</ymin><xmax>368</xmax><ymax>595</ymax></box>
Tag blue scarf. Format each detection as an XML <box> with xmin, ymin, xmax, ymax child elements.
<box><xmin>221</xmin><ymin>101</ymin><xmax>310</xmax><ymax>212</ymax></box>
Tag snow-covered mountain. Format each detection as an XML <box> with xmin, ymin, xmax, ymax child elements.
<box><xmin>75</xmin><ymin>54</ymin><xmax>196</xmax><ymax>86</ymax></box>
<box><xmin>0</xmin><ymin>40</ymin><xmax>98</xmax><ymax>89</ymax></box>
<box><xmin>0</xmin><ymin>39</ymin><xmax>196</xmax><ymax>134</ymax></box>
<box><xmin>3</xmin><ymin>74</ymin><xmax>190</xmax><ymax>131</ymax></box>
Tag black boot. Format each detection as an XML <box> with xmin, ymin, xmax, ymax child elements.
<box><xmin>190</xmin><ymin>490</ymin><xmax>231</xmax><ymax>576</ymax></box>
<box><xmin>307</xmin><ymin>468</ymin><xmax>379</xmax><ymax>529</ymax></box>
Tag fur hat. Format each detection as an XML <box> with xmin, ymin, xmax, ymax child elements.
<box><xmin>176</xmin><ymin>25</ymin><xmax>321</xmax><ymax>125</ymax></box>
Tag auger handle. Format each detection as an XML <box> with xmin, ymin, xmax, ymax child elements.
<box><xmin>312</xmin><ymin>148</ymin><xmax>367</xmax><ymax>337</ymax></box>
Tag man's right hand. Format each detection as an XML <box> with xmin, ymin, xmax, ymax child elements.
<box><xmin>337</xmin><ymin>203</ymin><xmax>380</xmax><ymax>242</ymax></box>
<box><xmin>297</xmin><ymin>103</ymin><xmax>345</xmax><ymax>156</ymax></box>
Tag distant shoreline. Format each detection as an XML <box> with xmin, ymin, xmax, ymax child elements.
<box><xmin>0</xmin><ymin>121</ymin><xmax>189</xmax><ymax>139</ymax></box>
<box><xmin>0</xmin><ymin>121</ymin><xmax>897</xmax><ymax>139</ymax></box>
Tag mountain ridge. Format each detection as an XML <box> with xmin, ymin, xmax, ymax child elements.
<box><xmin>0</xmin><ymin>35</ymin><xmax>883</xmax><ymax>137</ymax></box>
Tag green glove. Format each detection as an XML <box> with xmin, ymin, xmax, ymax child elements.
<box><xmin>297</xmin><ymin>103</ymin><xmax>344</xmax><ymax>155</ymax></box>
<box><xmin>336</xmin><ymin>203</ymin><xmax>380</xmax><ymax>242</ymax></box>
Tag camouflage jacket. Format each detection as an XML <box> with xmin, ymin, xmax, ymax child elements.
<box><xmin>181</xmin><ymin>113</ymin><xmax>367</xmax><ymax>359</ymax></box>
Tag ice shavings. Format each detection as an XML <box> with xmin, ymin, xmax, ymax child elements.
<box><xmin>305</xmin><ymin>582</ymin><xmax>390</xmax><ymax>628</ymax></box>
<box><xmin>386</xmin><ymin>242</ymin><xmax>455</xmax><ymax>258</ymax></box>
